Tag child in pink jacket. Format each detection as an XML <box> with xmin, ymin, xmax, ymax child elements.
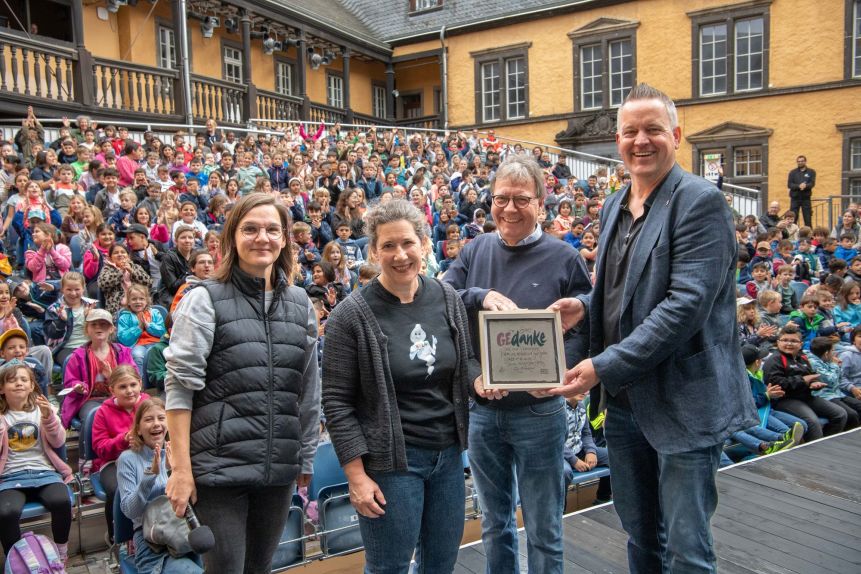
<box><xmin>91</xmin><ymin>365</ymin><xmax>149</xmax><ymax>544</ymax></box>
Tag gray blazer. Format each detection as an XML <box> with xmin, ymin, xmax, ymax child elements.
<box><xmin>580</xmin><ymin>164</ymin><xmax>758</xmax><ymax>454</ymax></box>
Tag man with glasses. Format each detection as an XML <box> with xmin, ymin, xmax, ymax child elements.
<box><xmin>550</xmin><ymin>84</ymin><xmax>759</xmax><ymax>573</ymax></box>
<box><xmin>444</xmin><ymin>155</ymin><xmax>592</xmax><ymax>574</ymax></box>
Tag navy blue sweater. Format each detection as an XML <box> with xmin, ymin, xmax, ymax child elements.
<box><xmin>444</xmin><ymin>232</ymin><xmax>592</xmax><ymax>408</ymax></box>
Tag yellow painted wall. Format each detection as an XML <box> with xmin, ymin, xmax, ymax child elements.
<box><xmin>679</xmin><ymin>86</ymin><xmax>861</xmax><ymax>208</ymax></box>
<box><xmin>350</xmin><ymin>59</ymin><xmax>387</xmax><ymax>115</ymax></box>
<box><xmin>440</xmin><ymin>0</ymin><xmax>850</xmax><ymax>126</ymax></box>
<box><xmin>394</xmin><ymin>58</ymin><xmax>440</xmax><ymax>116</ymax></box>
<box><xmin>82</xmin><ymin>5</ymin><xmax>121</xmax><ymax>60</ymax></box>
<box><xmin>393</xmin><ymin>40</ymin><xmax>440</xmax><ymax>58</ymax></box>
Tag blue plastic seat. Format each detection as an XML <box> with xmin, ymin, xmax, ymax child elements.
<box><xmin>113</xmin><ymin>494</ymin><xmax>137</xmax><ymax>574</ymax></box>
<box><xmin>318</xmin><ymin>488</ymin><xmax>362</xmax><ymax>557</ymax></box>
<box><xmin>308</xmin><ymin>442</ymin><xmax>362</xmax><ymax>556</ymax></box>
<box><xmin>271</xmin><ymin>496</ymin><xmax>305</xmax><ymax>569</ymax></box>
<box><xmin>81</xmin><ymin>407</ymin><xmax>107</xmax><ymax>500</ymax></box>
<box><xmin>307</xmin><ymin>442</ymin><xmax>347</xmax><ymax>501</ymax></box>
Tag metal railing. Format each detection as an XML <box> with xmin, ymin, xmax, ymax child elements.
<box><xmin>722</xmin><ymin>182</ymin><xmax>762</xmax><ymax>218</ymax></box>
<box><xmin>812</xmin><ymin>195</ymin><xmax>861</xmax><ymax>231</ymax></box>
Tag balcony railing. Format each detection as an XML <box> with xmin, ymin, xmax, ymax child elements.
<box><xmin>92</xmin><ymin>58</ymin><xmax>178</xmax><ymax>116</ymax></box>
<box><xmin>308</xmin><ymin>102</ymin><xmax>346</xmax><ymax>125</ymax></box>
<box><xmin>191</xmin><ymin>75</ymin><xmax>246</xmax><ymax>126</ymax></box>
<box><xmin>255</xmin><ymin>89</ymin><xmax>303</xmax><ymax>128</ymax></box>
<box><xmin>0</xmin><ymin>30</ymin><xmax>77</xmax><ymax>103</ymax></box>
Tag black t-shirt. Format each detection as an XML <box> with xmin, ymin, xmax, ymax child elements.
<box><xmin>362</xmin><ymin>275</ymin><xmax>458</xmax><ymax>449</ymax></box>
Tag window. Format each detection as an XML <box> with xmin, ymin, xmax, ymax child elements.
<box><xmin>700</xmin><ymin>24</ymin><xmax>727</xmax><ymax>96</ymax></box>
<box><xmin>472</xmin><ymin>44</ymin><xmax>530</xmax><ymax>124</ymax></box>
<box><xmin>480</xmin><ymin>62</ymin><xmax>500</xmax><ymax>122</ymax></box>
<box><xmin>275</xmin><ymin>61</ymin><xmax>294</xmax><ymax>96</ymax></box>
<box><xmin>852</xmin><ymin>138</ymin><xmax>861</xmax><ymax>171</ymax></box>
<box><xmin>733</xmin><ymin>147</ymin><xmax>762</xmax><ymax>177</ymax></box>
<box><xmin>372</xmin><ymin>84</ymin><xmax>387</xmax><ymax>118</ymax></box>
<box><xmin>841</xmin><ymin>124</ymin><xmax>861</xmax><ymax>195</ymax></box>
<box><xmin>157</xmin><ymin>26</ymin><xmax>176</xmax><ymax>70</ymax></box>
<box><xmin>848</xmin><ymin>0</ymin><xmax>861</xmax><ymax>78</ymax></box>
<box><xmin>409</xmin><ymin>0</ymin><xmax>442</xmax><ymax>13</ymax></box>
<box><xmin>570</xmin><ymin>21</ymin><xmax>637</xmax><ymax>113</ymax></box>
<box><xmin>223</xmin><ymin>46</ymin><xmax>243</xmax><ymax>84</ymax></box>
<box><xmin>734</xmin><ymin>18</ymin><xmax>763</xmax><ymax>92</ymax></box>
<box><xmin>327</xmin><ymin>74</ymin><xmax>344</xmax><ymax>108</ymax></box>
<box><xmin>608</xmin><ymin>40</ymin><xmax>634</xmax><ymax>107</ymax></box>
<box><xmin>690</xmin><ymin>4</ymin><xmax>769</xmax><ymax>99</ymax></box>
<box><xmin>580</xmin><ymin>45</ymin><xmax>602</xmax><ymax>110</ymax></box>
<box><xmin>505</xmin><ymin>57</ymin><xmax>526</xmax><ymax>119</ymax></box>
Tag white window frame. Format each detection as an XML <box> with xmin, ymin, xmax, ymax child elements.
<box><xmin>734</xmin><ymin>17</ymin><xmax>764</xmax><ymax>92</ymax></box>
<box><xmin>223</xmin><ymin>46</ymin><xmax>243</xmax><ymax>84</ymax></box>
<box><xmin>157</xmin><ymin>26</ymin><xmax>176</xmax><ymax>70</ymax></box>
<box><xmin>327</xmin><ymin>74</ymin><xmax>344</xmax><ymax>108</ymax></box>
<box><xmin>275</xmin><ymin>61</ymin><xmax>293</xmax><ymax>96</ymax></box>
<box><xmin>372</xmin><ymin>85</ymin><xmax>387</xmax><ymax>118</ymax></box>
<box><xmin>505</xmin><ymin>57</ymin><xmax>526</xmax><ymax>120</ymax></box>
<box><xmin>700</xmin><ymin>23</ymin><xmax>728</xmax><ymax>96</ymax></box>
<box><xmin>481</xmin><ymin>61</ymin><xmax>500</xmax><ymax>123</ymax></box>
<box><xmin>580</xmin><ymin>44</ymin><xmax>603</xmax><ymax>110</ymax></box>
<box><xmin>854</xmin><ymin>0</ymin><xmax>861</xmax><ymax>78</ymax></box>
<box><xmin>851</xmin><ymin>137</ymin><xmax>861</xmax><ymax>171</ymax></box>
<box><xmin>414</xmin><ymin>0</ymin><xmax>441</xmax><ymax>11</ymax></box>
<box><xmin>608</xmin><ymin>39</ymin><xmax>633</xmax><ymax>107</ymax></box>
<box><xmin>734</xmin><ymin>146</ymin><xmax>762</xmax><ymax>177</ymax></box>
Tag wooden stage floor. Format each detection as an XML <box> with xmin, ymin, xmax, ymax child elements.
<box><xmin>455</xmin><ymin>428</ymin><xmax>861</xmax><ymax>574</ymax></box>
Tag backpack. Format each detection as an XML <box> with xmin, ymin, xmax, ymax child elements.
<box><xmin>3</xmin><ymin>531</ymin><xmax>65</xmax><ymax>573</ymax></box>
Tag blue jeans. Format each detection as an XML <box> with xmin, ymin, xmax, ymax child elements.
<box><xmin>769</xmin><ymin>409</ymin><xmax>808</xmax><ymax>435</ymax></box>
<box><xmin>132</xmin><ymin>343</ymin><xmax>156</xmax><ymax>378</ymax></box>
<box><xmin>360</xmin><ymin>444</ymin><xmax>464</xmax><ymax>574</ymax></box>
<box><xmin>468</xmin><ymin>399</ymin><xmax>567</xmax><ymax>574</ymax></box>
<box><xmin>605</xmin><ymin>403</ymin><xmax>722</xmax><ymax>574</ymax></box>
<box><xmin>730</xmin><ymin>426</ymin><xmax>782</xmax><ymax>454</ymax></box>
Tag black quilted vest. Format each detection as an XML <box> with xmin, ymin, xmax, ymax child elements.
<box><xmin>189</xmin><ymin>267</ymin><xmax>308</xmax><ymax>488</ymax></box>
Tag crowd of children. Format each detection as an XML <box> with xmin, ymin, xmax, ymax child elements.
<box><xmin>735</xmin><ymin>208</ymin><xmax>861</xmax><ymax>453</ymax></box>
<box><xmin>0</xmin><ymin>111</ymin><xmax>626</xmax><ymax>568</ymax></box>
<box><xmin>3</xmin><ymin>108</ymin><xmax>859</xmax><ymax>569</ymax></box>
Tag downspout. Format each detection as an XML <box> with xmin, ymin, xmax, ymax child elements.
<box><xmin>440</xmin><ymin>26</ymin><xmax>448</xmax><ymax>131</ymax></box>
<box><xmin>178</xmin><ymin>0</ymin><xmax>194</xmax><ymax>127</ymax></box>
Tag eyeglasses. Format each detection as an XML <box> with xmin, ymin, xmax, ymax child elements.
<box><xmin>239</xmin><ymin>224</ymin><xmax>284</xmax><ymax>240</ymax></box>
<box><xmin>491</xmin><ymin>195</ymin><xmax>537</xmax><ymax>209</ymax></box>
<box><xmin>778</xmin><ymin>339</ymin><xmax>801</xmax><ymax>344</ymax></box>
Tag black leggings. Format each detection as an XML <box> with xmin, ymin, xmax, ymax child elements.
<box><xmin>194</xmin><ymin>483</ymin><xmax>293</xmax><ymax>574</ymax></box>
<box><xmin>0</xmin><ymin>483</ymin><xmax>72</xmax><ymax>553</ymax></box>
<box><xmin>831</xmin><ymin>397</ymin><xmax>861</xmax><ymax>430</ymax></box>
<box><xmin>99</xmin><ymin>462</ymin><xmax>118</xmax><ymax>543</ymax></box>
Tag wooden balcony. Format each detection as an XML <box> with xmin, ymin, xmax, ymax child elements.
<box><xmin>0</xmin><ymin>29</ymin><xmax>401</xmax><ymax>131</ymax></box>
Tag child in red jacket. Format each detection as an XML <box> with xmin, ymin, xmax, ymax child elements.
<box><xmin>91</xmin><ymin>365</ymin><xmax>149</xmax><ymax>544</ymax></box>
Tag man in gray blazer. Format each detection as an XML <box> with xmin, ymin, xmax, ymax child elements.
<box><xmin>549</xmin><ymin>84</ymin><xmax>758</xmax><ymax>573</ymax></box>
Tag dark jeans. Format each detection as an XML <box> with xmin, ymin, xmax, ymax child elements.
<box><xmin>789</xmin><ymin>195</ymin><xmax>812</xmax><ymax>228</ymax></box>
<box><xmin>0</xmin><ymin>483</ymin><xmax>72</xmax><ymax>553</ymax></box>
<box><xmin>361</xmin><ymin>444</ymin><xmax>465</xmax><ymax>574</ymax></box>
<box><xmin>831</xmin><ymin>396</ymin><xmax>861</xmax><ymax>429</ymax></box>
<box><xmin>605</xmin><ymin>403</ymin><xmax>722</xmax><ymax>574</ymax></box>
<box><xmin>194</xmin><ymin>483</ymin><xmax>293</xmax><ymax>574</ymax></box>
<box><xmin>99</xmin><ymin>462</ymin><xmax>117</xmax><ymax>543</ymax></box>
<box><xmin>774</xmin><ymin>396</ymin><xmax>847</xmax><ymax>440</ymax></box>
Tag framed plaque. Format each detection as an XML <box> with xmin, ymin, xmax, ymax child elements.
<box><xmin>478</xmin><ymin>310</ymin><xmax>566</xmax><ymax>390</ymax></box>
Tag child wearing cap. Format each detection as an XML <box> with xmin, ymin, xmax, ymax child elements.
<box><xmin>0</xmin><ymin>328</ymin><xmax>50</xmax><ymax>395</ymax></box>
<box><xmin>60</xmin><ymin>308</ymin><xmax>136</xmax><ymax>429</ymax></box>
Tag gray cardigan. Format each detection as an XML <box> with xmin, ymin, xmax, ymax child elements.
<box><xmin>322</xmin><ymin>279</ymin><xmax>482</xmax><ymax>473</ymax></box>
